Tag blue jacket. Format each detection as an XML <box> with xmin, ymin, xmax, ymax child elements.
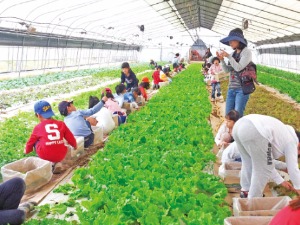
<box><xmin>64</xmin><ymin>101</ymin><xmax>104</xmax><ymax>137</ymax></box>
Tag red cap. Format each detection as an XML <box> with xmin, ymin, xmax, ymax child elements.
<box><xmin>142</xmin><ymin>77</ymin><xmax>150</xmax><ymax>83</ymax></box>
<box><xmin>104</xmin><ymin>88</ymin><xmax>112</xmax><ymax>93</ymax></box>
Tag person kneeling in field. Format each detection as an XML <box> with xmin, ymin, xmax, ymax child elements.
<box><xmin>139</xmin><ymin>77</ymin><xmax>150</xmax><ymax>101</ymax></box>
<box><xmin>58</xmin><ymin>97</ymin><xmax>107</xmax><ymax>148</ymax></box>
<box><xmin>25</xmin><ymin>100</ymin><xmax>77</xmax><ymax>173</ymax></box>
<box><xmin>101</xmin><ymin>88</ymin><xmax>127</xmax><ymax>124</ymax></box>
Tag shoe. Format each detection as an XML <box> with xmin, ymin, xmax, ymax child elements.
<box><xmin>18</xmin><ymin>201</ymin><xmax>37</xmax><ymax>215</ymax></box>
<box><xmin>210</xmin><ymin>98</ymin><xmax>215</xmax><ymax>102</ymax></box>
<box><xmin>240</xmin><ymin>191</ymin><xmax>248</xmax><ymax>198</ymax></box>
<box><xmin>52</xmin><ymin>162</ymin><xmax>65</xmax><ymax>174</ymax></box>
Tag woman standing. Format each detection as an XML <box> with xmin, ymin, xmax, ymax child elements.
<box><xmin>217</xmin><ymin>28</ymin><xmax>252</xmax><ymax>117</ymax></box>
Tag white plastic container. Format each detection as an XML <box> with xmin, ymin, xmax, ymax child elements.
<box><xmin>1</xmin><ymin>157</ymin><xmax>52</xmax><ymax>193</ymax></box>
<box><xmin>233</xmin><ymin>196</ymin><xmax>291</xmax><ymax>217</ymax></box>
<box><xmin>224</xmin><ymin>216</ymin><xmax>273</xmax><ymax>225</ymax></box>
<box><xmin>159</xmin><ymin>81</ymin><xmax>169</xmax><ymax>87</ymax></box>
<box><xmin>92</xmin><ymin>126</ymin><xmax>103</xmax><ymax>145</ymax></box>
<box><xmin>112</xmin><ymin>114</ymin><xmax>119</xmax><ymax>128</ymax></box>
<box><xmin>74</xmin><ymin>136</ymin><xmax>84</xmax><ymax>152</ymax></box>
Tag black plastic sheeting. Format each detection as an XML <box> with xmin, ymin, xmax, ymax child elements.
<box><xmin>258</xmin><ymin>45</ymin><xmax>300</xmax><ymax>55</ymax></box>
<box><xmin>0</xmin><ymin>29</ymin><xmax>140</xmax><ymax>51</ymax></box>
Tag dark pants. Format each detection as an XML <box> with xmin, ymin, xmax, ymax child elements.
<box><xmin>0</xmin><ymin>178</ymin><xmax>26</xmax><ymax>225</ymax></box>
<box><xmin>84</xmin><ymin>120</ymin><xmax>94</xmax><ymax>148</ymax></box>
<box><xmin>153</xmin><ymin>84</ymin><xmax>160</xmax><ymax>90</ymax></box>
<box><xmin>211</xmin><ymin>82</ymin><xmax>221</xmax><ymax>99</ymax></box>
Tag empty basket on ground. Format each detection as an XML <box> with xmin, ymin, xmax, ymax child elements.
<box><xmin>74</xmin><ymin>136</ymin><xmax>84</xmax><ymax>151</ymax></box>
<box><xmin>112</xmin><ymin>114</ymin><xmax>119</xmax><ymax>127</ymax></box>
<box><xmin>122</xmin><ymin>102</ymin><xmax>131</xmax><ymax>110</ymax></box>
<box><xmin>1</xmin><ymin>157</ymin><xmax>52</xmax><ymax>193</ymax></box>
<box><xmin>219</xmin><ymin>162</ymin><xmax>241</xmax><ymax>193</ymax></box>
<box><xmin>224</xmin><ymin>216</ymin><xmax>273</xmax><ymax>225</ymax></box>
<box><xmin>233</xmin><ymin>196</ymin><xmax>291</xmax><ymax>217</ymax></box>
<box><xmin>136</xmin><ymin>96</ymin><xmax>145</xmax><ymax>106</ymax></box>
<box><xmin>64</xmin><ymin>143</ymin><xmax>84</xmax><ymax>162</ymax></box>
<box><xmin>159</xmin><ymin>81</ymin><xmax>169</xmax><ymax>87</ymax></box>
<box><xmin>218</xmin><ymin>162</ymin><xmax>241</xmax><ymax>182</ymax></box>
<box><xmin>92</xmin><ymin>126</ymin><xmax>103</xmax><ymax>145</ymax></box>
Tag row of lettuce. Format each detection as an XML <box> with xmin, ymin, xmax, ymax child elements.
<box><xmin>0</xmin><ymin>63</ymin><xmax>152</xmax><ymax>91</ymax></box>
<box><xmin>0</xmin><ymin>69</ymin><xmax>153</xmax><ymax>172</ymax></box>
<box><xmin>257</xmin><ymin>65</ymin><xmax>300</xmax><ymax>103</ymax></box>
<box><xmin>0</xmin><ymin>64</ymin><xmax>154</xmax><ymax>109</ymax></box>
<box><xmin>26</xmin><ymin>64</ymin><xmax>231</xmax><ymax>224</ymax></box>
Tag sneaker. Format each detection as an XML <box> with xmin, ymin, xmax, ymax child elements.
<box><xmin>18</xmin><ymin>201</ymin><xmax>37</xmax><ymax>215</ymax></box>
<box><xmin>52</xmin><ymin>162</ymin><xmax>65</xmax><ymax>174</ymax></box>
<box><xmin>240</xmin><ymin>191</ymin><xmax>248</xmax><ymax>198</ymax></box>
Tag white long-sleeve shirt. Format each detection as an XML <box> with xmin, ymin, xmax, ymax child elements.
<box><xmin>215</xmin><ymin>123</ymin><xmax>231</xmax><ymax>146</ymax></box>
<box><xmin>241</xmin><ymin>114</ymin><xmax>300</xmax><ymax>188</ymax></box>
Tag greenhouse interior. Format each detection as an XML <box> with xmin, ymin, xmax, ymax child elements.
<box><xmin>0</xmin><ymin>0</ymin><xmax>299</xmax><ymax>224</ymax></box>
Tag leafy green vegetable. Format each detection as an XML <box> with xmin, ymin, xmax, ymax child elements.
<box><xmin>31</xmin><ymin>64</ymin><xmax>230</xmax><ymax>224</ymax></box>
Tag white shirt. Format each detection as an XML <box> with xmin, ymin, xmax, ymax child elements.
<box><xmin>113</xmin><ymin>93</ymin><xmax>124</xmax><ymax>107</ymax></box>
<box><xmin>215</xmin><ymin>123</ymin><xmax>230</xmax><ymax>146</ymax></box>
<box><xmin>242</xmin><ymin>114</ymin><xmax>299</xmax><ymax>188</ymax></box>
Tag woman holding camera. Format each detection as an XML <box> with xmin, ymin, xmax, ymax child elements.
<box><xmin>217</xmin><ymin>28</ymin><xmax>252</xmax><ymax>117</ymax></box>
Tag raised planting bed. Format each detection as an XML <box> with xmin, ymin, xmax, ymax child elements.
<box><xmin>220</xmin><ymin>80</ymin><xmax>300</xmax><ymax>130</ymax></box>
<box><xmin>0</xmin><ymin>71</ymin><xmax>153</xmax><ymax>172</ymax></box>
<box><xmin>27</xmin><ymin>64</ymin><xmax>231</xmax><ymax>224</ymax></box>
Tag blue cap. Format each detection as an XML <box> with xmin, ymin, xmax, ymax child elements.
<box><xmin>34</xmin><ymin>100</ymin><xmax>55</xmax><ymax>118</ymax></box>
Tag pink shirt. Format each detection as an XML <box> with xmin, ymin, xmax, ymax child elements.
<box><xmin>208</xmin><ymin>64</ymin><xmax>223</xmax><ymax>75</ymax></box>
<box><xmin>105</xmin><ymin>98</ymin><xmax>126</xmax><ymax>115</ymax></box>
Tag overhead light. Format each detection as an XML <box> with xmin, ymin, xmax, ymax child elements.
<box><xmin>138</xmin><ymin>25</ymin><xmax>144</xmax><ymax>32</ymax></box>
<box><xmin>242</xmin><ymin>19</ymin><xmax>249</xmax><ymax>30</ymax></box>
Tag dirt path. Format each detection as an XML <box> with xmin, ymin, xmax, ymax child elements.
<box><xmin>206</xmin><ymin>84</ymin><xmax>274</xmax><ymax>210</ymax></box>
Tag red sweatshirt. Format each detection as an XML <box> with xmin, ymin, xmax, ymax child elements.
<box><xmin>25</xmin><ymin>119</ymin><xmax>77</xmax><ymax>163</ymax></box>
<box><xmin>269</xmin><ymin>206</ymin><xmax>300</xmax><ymax>225</ymax></box>
<box><xmin>152</xmin><ymin>70</ymin><xmax>163</xmax><ymax>84</ymax></box>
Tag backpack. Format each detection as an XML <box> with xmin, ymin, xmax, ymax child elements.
<box><xmin>239</xmin><ymin>62</ymin><xmax>258</xmax><ymax>95</ymax></box>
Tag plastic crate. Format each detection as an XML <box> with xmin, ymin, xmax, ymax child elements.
<box><xmin>1</xmin><ymin>157</ymin><xmax>52</xmax><ymax>193</ymax></box>
<box><xmin>233</xmin><ymin>196</ymin><xmax>291</xmax><ymax>216</ymax></box>
<box><xmin>224</xmin><ymin>216</ymin><xmax>273</xmax><ymax>225</ymax></box>
<box><xmin>92</xmin><ymin>126</ymin><xmax>103</xmax><ymax>145</ymax></box>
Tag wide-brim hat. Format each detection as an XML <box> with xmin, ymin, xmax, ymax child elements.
<box><xmin>220</xmin><ymin>29</ymin><xmax>247</xmax><ymax>46</ymax></box>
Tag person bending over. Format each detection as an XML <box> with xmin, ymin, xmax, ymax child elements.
<box><xmin>139</xmin><ymin>77</ymin><xmax>150</xmax><ymax>101</ymax></box>
<box><xmin>232</xmin><ymin>114</ymin><xmax>300</xmax><ymax>198</ymax></box>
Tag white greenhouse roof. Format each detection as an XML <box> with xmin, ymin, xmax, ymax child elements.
<box><xmin>0</xmin><ymin>0</ymin><xmax>299</xmax><ymax>47</ymax></box>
